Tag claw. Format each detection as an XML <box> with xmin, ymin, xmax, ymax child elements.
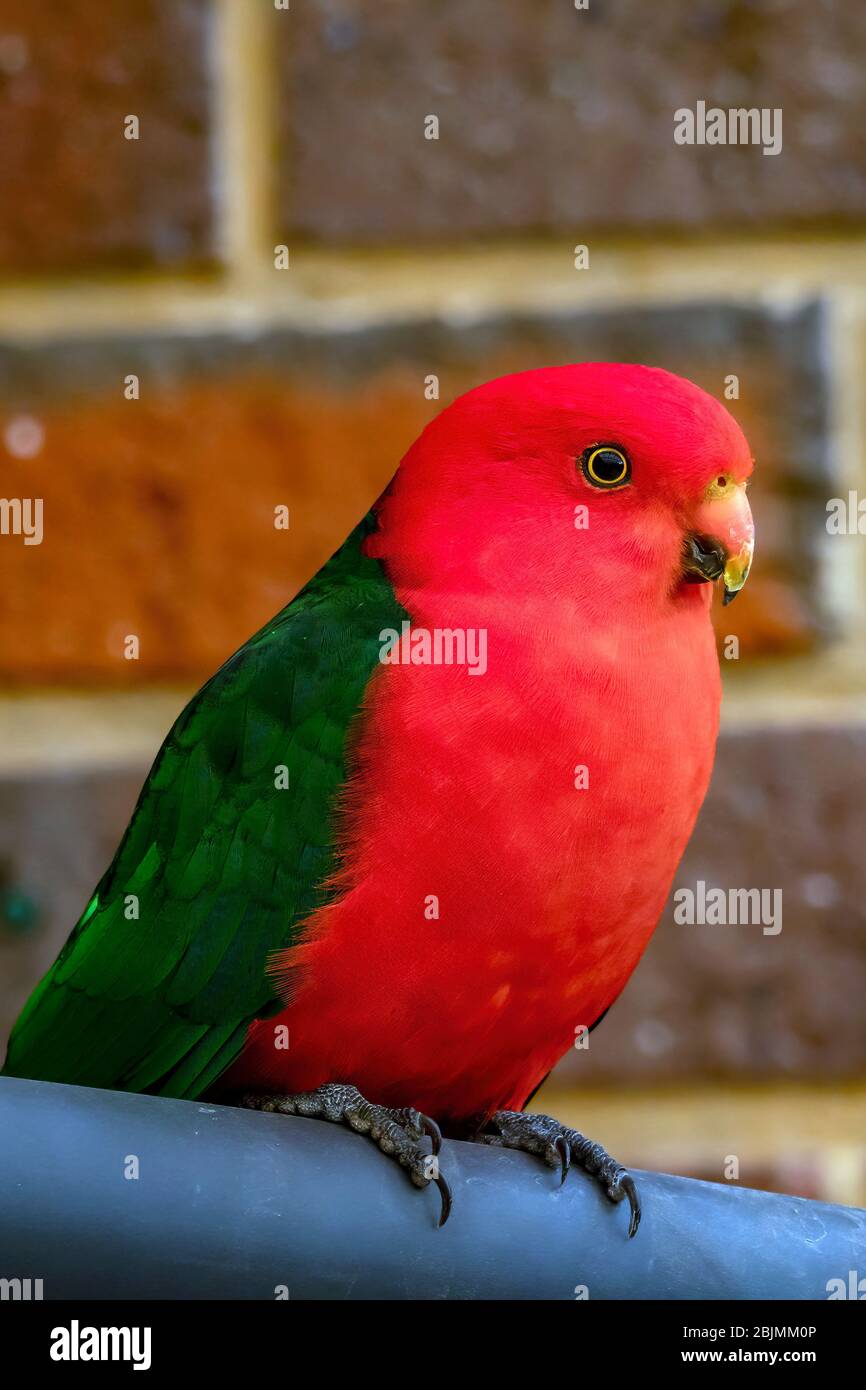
<box><xmin>435</xmin><ymin>1171</ymin><xmax>453</xmax><ymax>1227</ymax></box>
<box><xmin>554</xmin><ymin>1133</ymin><xmax>571</xmax><ymax>1185</ymax></box>
<box><xmin>421</xmin><ymin>1113</ymin><xmax>442</xmax><ymax>1156</ymax></box>
<box><xmin>481</xmin><ymin>1108</ymin><xmax>643</xmax><ymax>1239</ymax></box>
<box><xmin>621</xmin><ymin>1174</ymin><xmax>641</xmax><ymax>1238</ymax></box>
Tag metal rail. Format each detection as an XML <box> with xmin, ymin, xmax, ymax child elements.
<box><xmin>0</xmin><ymin>1077</ymin><xmax>863</xmax><ymax>1300</ymax></box>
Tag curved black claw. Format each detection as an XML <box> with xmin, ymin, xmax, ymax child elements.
<box><xmin>620</xmin><ymin>1173</ymin><xmax>641</xmax><ymax>1239</ymax></box>
<box><xmin>421</xmin><ymin>1113</ymin><xmax>443</xmax><ymax>1156</ymax></box>
<box><xmin>241</xmin><ymin>1084</ymin><xmax>451</xmax><ymax>1229</ymax></box>
<box><xmin>554</xmin><ymin>1133</ymin><xmax>571</xmax><ymax>1186</ymax></box>
<box><xmin>435</xmin><ymin>1171</ymin><xmax>453</xmax><ymax>1227</ymax></box>
<box><xmin>480</xmin><ymin>1109</ymin><xmax>642</xmax><ymax>1240</ymax></box>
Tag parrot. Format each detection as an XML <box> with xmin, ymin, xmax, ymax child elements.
<box><xmin>2</xmin><ymin>362</ymin><xmax>755</xmax><ymax>1238</ymax></box>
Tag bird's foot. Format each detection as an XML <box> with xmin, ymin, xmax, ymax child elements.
<box><xmin>478</xmin><ymin>1109</ymin><xmax>641</xmax><ymax>1238</ymax></box>
<box><xmin>241</xmin><ymin>1082</ymin><xmax>452</xmax><ymax>1226</ymax></box>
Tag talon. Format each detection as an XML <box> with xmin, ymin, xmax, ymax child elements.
<box><xmin>621</xmin><ymin>1174</ymin><xmax>641</xmax><ymax>1238</ymax></box>
<box><xmin>421</xmin><ymin>1113</ymin><xmax>442</xmax><ymax>1155</ymax></box>
<box><xmin>243</xmin><ymin>1085</ymin><xmax>454</xmax><ymax>1230</ymax></box>
<box><xmin>478</xmin><ymin>1109</ymin><xmax>643</xmax><ymax>1239</ymax></box>
<box><xmin>435</xmin><ymin>1171</ymin><xmax>452</xmax><ymax>1227</ymax></box>
<box><xmin>554</xmin><ymin>1133</ymin><xmax>570</xmax><ymax>1185</ymax></box>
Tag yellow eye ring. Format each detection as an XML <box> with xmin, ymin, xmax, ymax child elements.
<box><xmin>582</xmin><ymin>444</ymin><xmax>631</xmax><ymax>489</ymax></box>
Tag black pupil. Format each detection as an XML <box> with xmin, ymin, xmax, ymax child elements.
<box><xmin>593</xmin><ymin>450</ymin><xmax>625</xmax><ymax>481</ymax></box>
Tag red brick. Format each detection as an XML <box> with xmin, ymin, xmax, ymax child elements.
<box><xmin>278</xmin><ymin>0</ymin><xmax>866</xmax><ymax>241</ymax></box>
<box><xmin>0</xmin><ymin>0</ymin><xmax>215</xmax><ymax>271</ymax></box>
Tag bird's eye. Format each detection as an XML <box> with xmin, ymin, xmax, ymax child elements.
<box><xmin>581</xmin><ymin>445</ymin><xmax>631</xmax><ymax>489</ymax></box>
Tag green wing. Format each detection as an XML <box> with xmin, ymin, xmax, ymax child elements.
<box><xmin>2</xmin><ymin>511</ymin><xmax>406</xmax><ymax>1098</ymax></box>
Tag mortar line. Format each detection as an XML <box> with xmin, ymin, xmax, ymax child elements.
<box><xmin>1</xmin><ymin>235</ymin><xmax>866</xmax><ymax>341</ymax></box>
<box><xmin>212</xmin><ymin>0</ymin><xmax>280</xmax><ymax>291</ymax></box>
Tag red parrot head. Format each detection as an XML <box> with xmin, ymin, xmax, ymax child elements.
<box><xmin>373</xmin><ymin>362</ymin><xmax>755</xmax><ymax>620</ymax></box>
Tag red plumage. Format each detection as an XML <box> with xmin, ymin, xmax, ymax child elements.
<box><xmin>228</xmin><ymin>363</ymin><xmax>754</xmax><ymax>1128</ymax></box>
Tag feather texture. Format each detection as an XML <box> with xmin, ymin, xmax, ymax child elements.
<box><xmin>3</xmin><ymin>511</ymin><xmax>407</xmax><ymax>1098</ymax></box>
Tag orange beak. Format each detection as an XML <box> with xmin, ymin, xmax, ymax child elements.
<box><xmin>684</xmin><ymin>482</ymin><xmax>754</xmax><ymax>605</ymax></box>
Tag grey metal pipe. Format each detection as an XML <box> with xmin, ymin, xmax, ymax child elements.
<box><xmin>0</xmin><ymin>1076</ymin><xmax>863</xmax><ymax>1300</ymax></box>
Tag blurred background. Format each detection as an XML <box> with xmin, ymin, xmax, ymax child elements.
<box><xmin>1</xmin><ymin>0</ymin><xmax>865</xmax><ymax>1207</ymax></box>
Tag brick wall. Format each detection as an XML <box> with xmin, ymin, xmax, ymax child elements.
<box><xmin>1</xmin><ymin>0</ymin><xmax>866</xmax><ymax>1205</ymax></box>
